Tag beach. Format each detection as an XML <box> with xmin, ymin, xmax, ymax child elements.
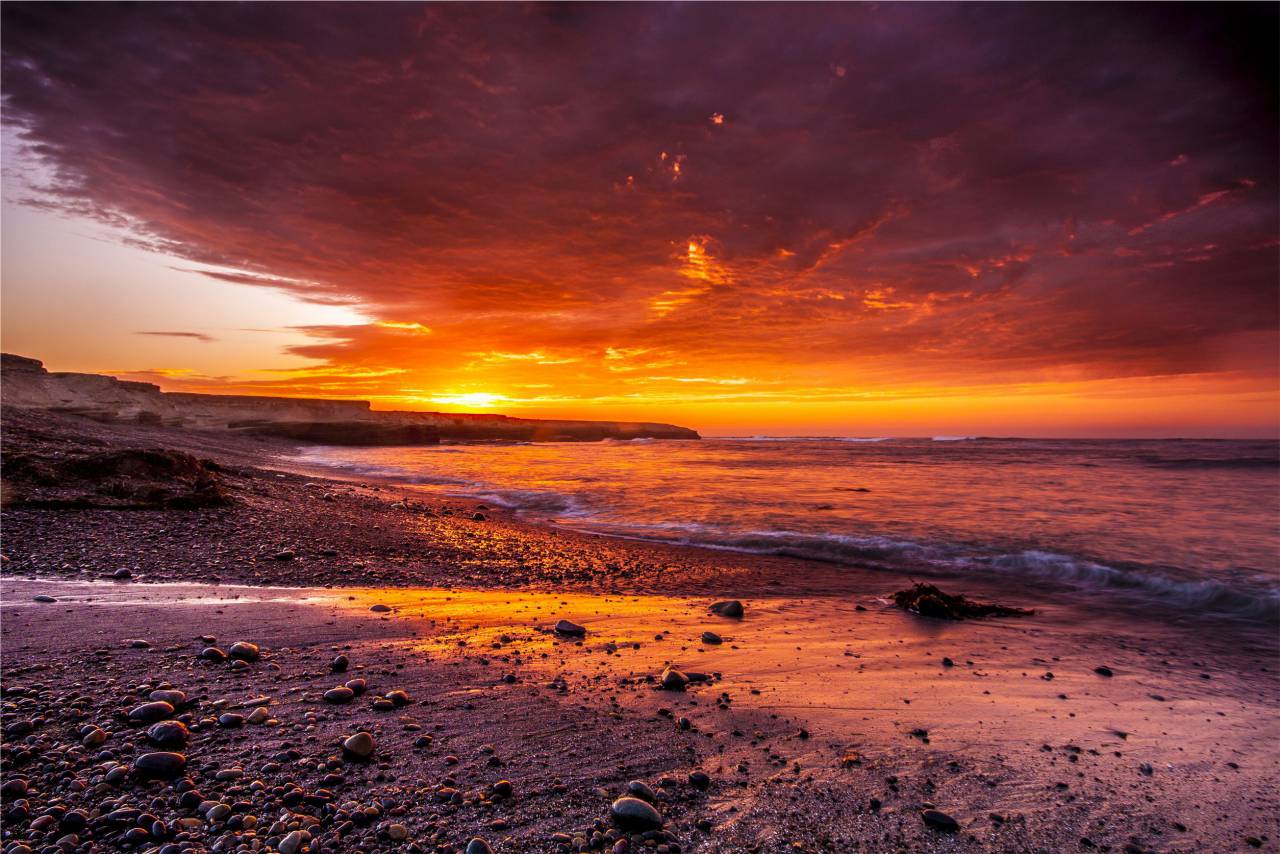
<box><xmin>2</xmin><ymin>410</ymin><xmax>1278</xmax><ymax>853</ymax></box>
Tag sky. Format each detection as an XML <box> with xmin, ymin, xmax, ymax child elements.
<box><xmin>1</xmin><ymin>3</ymin><xmax>1277</xmax><ymax>437</ymax></box>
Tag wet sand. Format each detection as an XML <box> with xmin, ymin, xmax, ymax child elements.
<box><xmin>2</xmin><ymin>411</ymin><xmax>1278</xmax><ymax>852</ymax></box>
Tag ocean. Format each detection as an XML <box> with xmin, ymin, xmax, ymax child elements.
<box><xmin>292</xmin><ymin>436</ymin><xmax>1280</xmax><ymax>621</ymax></box>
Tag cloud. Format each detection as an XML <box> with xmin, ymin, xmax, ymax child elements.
<box><xmin>2</xmin><ymin>3</ymin><xmax>1276</xmax><ymax>407</ymax></box>
<box><xmin>135</xmin><ymin>331</ymin><xmax>217</xmax><ymax>343</ymax></box>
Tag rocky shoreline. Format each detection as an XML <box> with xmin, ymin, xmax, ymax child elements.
<box><xmin>2</xmin><ymin>410</ymin><xmax>1278</xmax><ymax>853</ymax></box>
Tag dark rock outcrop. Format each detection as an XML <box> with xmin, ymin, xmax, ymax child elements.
<box><xmin>2</xmin><ymin>447</ymin><xmax>231</xmax><ymax>509</ymax></box>
<box><xmin>892</xmin><ymin>583</ymin><xmax>1034</xmax><ymax>620</ymax></box>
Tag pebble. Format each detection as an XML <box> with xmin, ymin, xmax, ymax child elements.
<box><xmin>198</xmin><ymin>646</ymin><xmax>228</xmax><ymax>662</ymax></box>
<box><xmin>701</xmin><ymin>631</ymin><xmax>723</xmax><ymax>644</ymax></box>
<box><xmin>279</xmin><ymin>830</ymin><xmax>310</xmax><ymax>854</ymax></box>
<box><xmin>611</xmin><ymin>796</ymin><xmax>664</xmax><ymax>831</ymax></box>
<box><xmin>370</xmin><ymin>604</ymin><xmax>392</xmax><ymax>613</ymax></box>
<box><xmin>555</xmin><ymin>619</ymin><xmax>587</xmax><ymax>636</ymax></box>
<box><xmin>112</xmin><ymin>568</ymin><xmax>133</xmax><ymax>580</ymax></box>
<box><xmin>147</xmin><ymin>720</ymin><xmax>189</xmax><ymax>749</ymax></box>
<box><xmin>688</xmin><ymin>771</ymin><xmax>711</xmax><ymax>790</ymax></box>
<box><xmin>343</xmin><ymin>731</ymin><xmax>375</xmax><ymax>760</ymax></box>
<box><xmin>660</xmin><ymin>667</ymin><xmax>689</xmax><ymax>691</ymax></box>
<box><xmin>132</xmin><ymin>752</ymin><xmax>187</xmax><ymax>780</ymax></box>
<box><xmin>228</xmin><ymin>641</ymin><xmax>260</xmax><ymax>661</ymax></box>
<box><xmin>465</xmin><ymin>839</ymin><xmax>493</xmax><ymax>854</ymax></box>
<box><xmin>324</xmin><ymin>686</ymin><xmax>356</xmax><ymax>704</ymax></box>
<box><xmin>331</xmin><ymin>654</ymin><xmax>350</xmax><ymax>672</ymax></box>
<box><xmin>709</xmin><ymin>600</ymin><xmax>744</xmax><ymax>618</ymax></box>
<box><xmin>1095</xmin><ymin>665</ymin><xmax>1114</xmax><ymax>677</ymax></box>
<box><xmin>128</xmin><ymin>701</ymin><xmax>175</xmax><ymax>723</ymax></box>
<box><xmin>921</xmin><ymin>809</ymin><xmax>959</xmax><ymax>832</ymax></box>
<box><xmin>33</xmin><ymin>595</ymin><xmax>57</xmax><ymax>603</ymax></box>
<box><xmin>387</xmin><ymin>823</ymin><xmax>409</xmax><ymax>840</ymax></box>
<box><xmin>149</xmin><ymin>689</ymin><xmax>187</xmax><ymax>707</ymax></box>
<box><xmin>627</xmin><ymin>780</ymin><xmax>657</xmax><ymax>802</ymax></box>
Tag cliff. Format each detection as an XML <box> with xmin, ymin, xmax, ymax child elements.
<box><xmin>0</xmin><ymin>354</ymin><xmax>700</xmax><ymax>445</ymax></box>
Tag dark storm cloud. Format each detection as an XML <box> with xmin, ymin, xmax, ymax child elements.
<box><xmin>3</xmin><ymin>2</ymin><xmax>1276</xmax><ymax>388</ymax></box>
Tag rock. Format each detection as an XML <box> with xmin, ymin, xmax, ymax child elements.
<box><xmin>921</xmin><ymin>809</ymin><xmax>959</xmax><ymax>832</ymax></box>
<box><xmin>217</xmin><ymin>713</ymin><xmax>244</xmax><ymax>728</ymax></box>
<box><xmin>324</xmin><ymin>687</ymin><xmax>355</xmax><ymax>704</ymax></box>
<box><xmin>342</xmin><ymin>731</ymin><xmax>375</xmax><ymax>761</ymax></box>
<box><xmin>331</xmin><ymin>654</ymin><xmax>349</xmax><ymax>672</ymax></box>
<box><xmin>660</xmin><ymin>667</ymin><xmax>689</xmax><ymax>691</ymax></box>
<box><xmin>246</xmin><ymin>706</ymin><xmax>270</xmax><ymax>725</ymax></box>
<box><xmin>146</xmin><ymin>721</ymin><xmax>189</xmax><ymax>749</ymax></box>
<box><xmin>228</xmin><ymin>641</ymin><xmax>260</xmax><ymax>661</ymax></box>
<box><xmin>555</xmin><ymin>619</ymin><xmax>587</xmax><ymax>636</ymax></box>
<box><xmin>278</xmin><ymin>830</ymin><xmax>310</xmax><ymax>854</ymax></box>
<box><xmin>386</xmin><ymin>823</ymin><xmax>409</xmax><ymax>841</ymax></box>
<box><xmin>465</xmin><ymin>839</ymin><xmax>493</xmax><ymax>854</ymax></box>
<box><xmin>1094</xmin><ymin>666</ymin><xmax>1114</xmax><ymax>677</ymax></box>
<box><xmin>370</xmin><ymin>604</ymin><xmax>392</xmax><ymax>613</ymax></box>
<box><xmin>345</xmin><ymin>678</ymin><xmax>367</xmax><ymax>694</ymax></box>
<box><xmin>688</xmin><ymin>771</ymin><xmax>711</xmax><ymax>790</ymax></box>
<box><xmin>627</xmin><ymin>780</ymin><xmax>657</xmax><ymax>802</ymax></box>
<box><xmin>33</xmin><ymin>595</ymin><xmax>56</xmax><ymax>603</ymax></box>
<box><xmin>149</xmin><ymin>689</ymin><xmax>186</xmax><ymax>707</ymax></box>
<box><xmin>128</xmin><ymin>701</ymin><xmax>174</xmax><ymax>723</ymax></box>
<box><xmin>198</xmin><ymin>647</ymin><xmax>228</xmax><ymax>662</ymax></box>
<box><xmin>386</xmin><ymin>689</ymin><xmax>411</xmax><ymax>706</ymax></box>
<box><xmin>709</xmin><ymin>600</ymin><xmax>744</xmax><ymax>618</ymax></box>
<box><xmin>492</xmin><ymin>779</ymin><xmax>514</xmax><ymax>797</ymax></box>
<box><xmin>611</xmin><ymin>796</ymin><xmax>664</xmax><ymax>831</ymax></box>
<box><xmin>132</xmin><ymin>752</ymin><xmax>187</xmax><ymax>780</ymax></box>
<box><xmin>112</xmin><ymin>568</ymin><xmax>133</xmax><ymax>580</ymax></box>
<box><xmin>941</xmin><ymin>657</ymin><xmax>955</xmax><ymax>667</ymax></box>
<box><xmin>272</xmin><ymin>549</ymin><xmax>295</xmax><ymax>561</ymax></box>
<box><xmin>893</xmin><ymin>583</ymin><xmax>1033</xmax><ymax>620</ymax></box>
<box><xmin>701</xmin><ymin>631</ymin><xmax>723</xmax><ymax>644</ymax></box>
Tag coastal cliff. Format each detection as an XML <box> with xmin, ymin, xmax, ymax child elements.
<box><xmin>0</xmin><ymin>354</ymin><xmax>700</xmax><ymax>444</ymax></box>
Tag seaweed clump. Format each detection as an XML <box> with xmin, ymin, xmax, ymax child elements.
<box><xmin>893</xmin><ymin>583</ymin><xmax>1034</xmax><ymax>620</ymax></box>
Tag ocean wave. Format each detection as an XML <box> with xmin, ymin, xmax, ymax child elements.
<box><xmin>718</xmin><ymin>436</ymin><xmax>893</xmax><ymax>443</ymax></box>
<box><xmin>931</xmin><ymin>435</ymin><xmax>976</xmax><ymax>442</ymax></box>
<box><xmin>567</xmin><ymin>522</ymin><xmax>1280</xmax><ymax>622</ymax></box>
<box><xmin>982</xmin><ymin>550</ymin><xmax>1280</xmax><ymax>622</ymax></box>
<box><xmin>1136</xmin><ymin>455</ymin><xmax>1279</xmax><ymax>470</ymax></box>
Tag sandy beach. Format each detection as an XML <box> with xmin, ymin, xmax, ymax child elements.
<box><xmin>2</xmin><ymin>411</ymin><xmax>1277</xmax><ymax>854</ymax></box>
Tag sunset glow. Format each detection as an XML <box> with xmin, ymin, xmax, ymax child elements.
<box><xmin>1</xmin><ymin>4</ymin><xmax>1276</xmax><ymax>436</ymax></box>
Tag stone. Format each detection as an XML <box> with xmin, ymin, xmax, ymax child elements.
<box><xmin>128</xmin><ymin>701</ymin><xmax>175</xmax><ymax>723</ymax></box>
<box><xmin>660</xmin><ymin>667</ymin><xmax>689</xmax><ymax>691</ymax></box>
<box><xmin>555</xmin><ymin>619</ymin><xmax>587</xmax><ymax>636</ymax></box>
<box><xmin>33</xmin><ymin>595</ymin><xmax>56</xmax><ymax>603</ymax></box>
<box><xmin>331</xmin><ymin>655</ymin><xmax>349</xmax><ymax>672</ymax></box>
<box><xmin>198</xmin><ymin>647</ymin><xmax>228</xmax><ymax>662</ymax></box>
<box><xmin>709</xmin><ymin>600</ymin><xmax>744</xmax><ymax>618</ymax></box>
<box><xmin>324</xmin><ymin>687</ymin><xmax>355</xmax><ymax>704</ymax></box>
<box><xmin>701</xmin><ymin>631</ymin><xmax>723</xmax><ymax>644</ymax></box>
<box><xmin>1094</xmin><ymin>666</ymin><xmax>1114</xmax><ymax>677</ymax></box>
<box><xmin>278</xmin><ymin>830</ymin><xmax>310</xmax><ymax>854</ymax></box>
<box><xmin>112</xmin><ymin>568</ymin><xmax>133</xmax><ymax>580</ymax></box>
<box><xmin>611</xmin><ymin>796</ymin><xmax>664</xmax><ymax>831</ymax></box>
<box><xmin>228</xmin><ymin>641</ymin><xmax>260</xmax><ymax>661</ymax></box>
<box><xmin>149</xmin><ymin>689</ymin><xmax>187</xmax><ymax>707</ymax></box>
<box><xmin>465</xmin><ymin>839</ymin><xmax>493</xmax><ymax>854</ymax></box>
<box><xmin>688</xmin><ymin>771</ymin><xmax>711</xmax><ymax>790</ymax></box>
<box><xmin>132</xmin><ymin>752</ymin><xmax>187</xmax><ymax>780</ymax></box>
<box><xmin>342</xmin><ymin>731</ymin><xmax>375</xmax><ymax>760</ymax></box>
<box><xmin>921</xmin><ymin>809</ymin><xmax>959</xmax><ymax>832</ymax></box>
<box><xmin>147</xmin><ymin>721</ymin><xmax>189</xmax><ymax>749</ymax></box>
<box><xmin>627</xmin><ymin>780</ymin><xmax>657</xmax><ymax>802</ymax></box>
<box><xmin>387</xmin><ymin>823</ymin><xmax>409</xmax><ymax>841</ymax></box>
<box><xmin>370</xmin><ymin>604</ymin><xmax>392</xmax><ymax>613</ymax></box>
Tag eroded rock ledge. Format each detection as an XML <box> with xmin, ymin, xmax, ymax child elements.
<box><xmin>1</xmin><ymin>354</ymin><xmax>700</xmax><ymax>445</ymax></box>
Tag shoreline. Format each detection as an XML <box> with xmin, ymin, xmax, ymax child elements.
<box><xmin>2</xmin><ymin>410</ymin><xmax>1278</xmax><ymax>852</ymax></box>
